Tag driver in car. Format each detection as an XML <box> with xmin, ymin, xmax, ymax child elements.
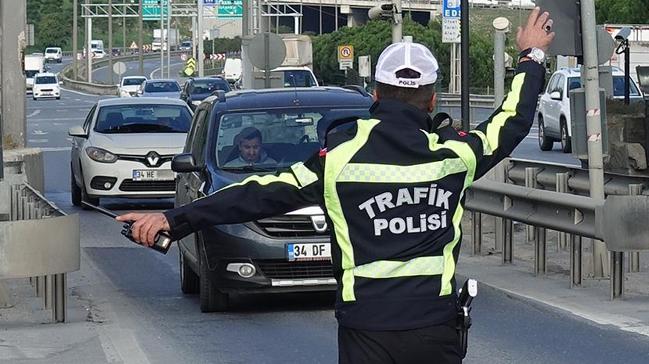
<box><xmin>224</xmin><ymin>127</ymin><xmax>277</xmax><ymax>167</ymax></box>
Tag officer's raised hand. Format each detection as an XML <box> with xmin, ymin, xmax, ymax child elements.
<box><xmin>116</xmin><ymin>212</ymin><xmax>170</xmax><ymax>247</ymax></box>
<box><xmin>516</xmin><ymin>7</ymin><xmax>555</xmax><ymax>52</ymax></box>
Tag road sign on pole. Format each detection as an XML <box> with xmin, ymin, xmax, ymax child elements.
<box><xmin>338</xmin><ymin>45</ymin><xmax>354</xmax><ymax>62</ymax></box>
<box><xmin>142</xmin><ymin>0</ymin><xmax>168</xmax><ymax>21</ymax></box>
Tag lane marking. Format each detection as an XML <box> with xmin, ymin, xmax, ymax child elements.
<box><xmin>32</xmin><ymin>130</ymin><xmax>48</xmax><ymax>135</ymax></box>
<box><xmin>27</xmin><ymin>109</ymin><xmax>41</xmax><ymax>118</ymax></box>
<box><xmin>40</xmin><ymin>146</ymin><xmax>72</xmax><ymax>152</ymax></box>
<box><xmin>31</xmin><ymin>117</ymin><xmax>85</xmax><ymax>121</ymax></box>
<box><xmin>28</xmin><ymin>139</ymin><xmax>49</xmax><ymax>143</ymax></box>
<box><xmin>150</xmin><ymin>62</ymin><xmax>184</xmax><ymax>79</ymax></box>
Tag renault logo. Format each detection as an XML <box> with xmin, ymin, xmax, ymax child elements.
<box><xmin>146</xmin><ymin>151</ymin><xmax>160</xmax><ymax>167</ymax></box>
<box><xmin>310</xmin><ymin>215</ymin><xmax>328</xmax><ymax>233</ymax></box>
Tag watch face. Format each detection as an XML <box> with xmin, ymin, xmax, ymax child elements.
<box><xmin>531</xmin><ymin>48</ymin><xmax>545</xmax><ymax>60</ymax></box>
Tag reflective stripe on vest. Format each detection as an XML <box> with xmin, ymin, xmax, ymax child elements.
<box><xmin>337</xmin><ymin>159</ymin><xmax>466</xmax><ymax>184</ymax></box>
<box><xmin>353</xmin><ymin>256</ymin><xmax>445</xmax><ymax>279</ymax></box>
<box><xmin>425</xmin><ymin>132</ymin><xmax>477</xmax><ymax>295</ymax></box>
<box><xmin>324</xmin><ymin>119</ymin><xmax>380</xmax><ymax>302</ymax></box>
<box><xmin>291</xmin><ymin>162</ymin><xmax>319</xmax><ymax>188</ymax></box>
<box><xmin>485</xmin><ymin>72</ymin><xmax>526</xmax><ymax>151</ymax></box>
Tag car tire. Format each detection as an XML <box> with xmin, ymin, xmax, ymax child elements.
<box><xmin>56</xmin><ymin>97</ymin><xmax>61</xmax><ymax>100</ymax></box>
<box><xmin>71</xmin><ymin>167</ymin><xmax>82</xmax><ymax>207</ymax></box>
<box><xmin>33</xmin><ymin>97</ymin><xmax>37</xmax><ymax>101</ymax></box>
<box><xmin>560</xmin><ymin>118</ymin><xmax>572</xmax><ymax>154</ymax></box>
<box><xmin>199</xmin><ymin>240</ymin><xmax>229</xmax><ymax>312</ymax></box>
<box><xmin>538</xmin><ymin>116</ymin><xmax>553</xmax><ymax>151</ymax></box>
<box><xmin>180</xmin><ymin>247</ymin><xmax>199</xmax><ymax>294</ymax></box>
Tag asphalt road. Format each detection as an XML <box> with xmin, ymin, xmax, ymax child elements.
<box><xmin>24</xmin><ymin>86</ymin><xmax>649</xmax><ymax>363</ymax></box>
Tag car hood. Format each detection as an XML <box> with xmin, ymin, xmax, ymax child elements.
<box><xmin>190</xmin><ymin>93</ymin><xmax>212</xmax><ymax>101</ymax></box>
<box><xmin>89</xmin><ymin>132</ymin><xmax>186</xmax><ymax>155</ymax></box>
<box><xmin>142</xmin><ymin>91</ymin><xmax>181</xmax><ymax>99</ymax></box>
<box><xmin>120</xmin><ymin>85</ymin><xmax>141</xmax><ymax>92</ymax></box>
<box><xmin>33</xmin><ymin>84</ymin><xmax>59</xmax><ymax>90</ymax></box>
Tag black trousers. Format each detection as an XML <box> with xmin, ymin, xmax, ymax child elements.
<box><xmin>338</xmin><ymin>319</ymin><xmax>462</xmax><ymax>364</ymax></box>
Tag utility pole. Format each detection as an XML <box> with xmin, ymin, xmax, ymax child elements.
<box><xmin>493</xmin><ymin>17</ymin><xmax>509</xmax><ymax>107</ymax></box>
<box><xmin>392</xmin><ymin>0</ymin><xmax>402</xmax><ymax>43</ymax></box>
<box><xmin>166</xmin><ymin>0</ymin><xmax>171</xmax><ymax>78</ymax></box>
<box><xmin>0</xmin><ymin>0</ymin><xmax>27</xmax><ymax>152</ymax></box>
<box><xmin>460</xmin><ymin>0</ymin><xmax>470</xmax><ymax>131</ymax></box>
<box><xmin>139</xmin><ymin>0</ymin><xmax>144</xmax><ymax>75</ymax></box>
<box><xmin>198</xmin><ymin>0</ymin><xmax>204</xmax><ymax>76</ymax></box>
<box><xmin>85</xmin><ymin>0</ymin><xmax>92</xmax><ymax>82</ymax></box>
<box><xmin>581</xmin><ymin>0</ymin><xmax>608</xmax><ymax>277</ymax></box>
<box><xmin>73</xmin><ymin>0</ymin><xmax>78</xmax><ymax>80</ymax></box>
<box><xmin>334</xmin><ymin>0</ymin><xmax>338</xmax><ymax>31</ymax></box>
<box><xmin>108</xmin><ymin>0</ymin><xmax>114</xmax><ymax>85</ymax></box>
<box><xmin>123</xmin><ymin>0</ymin><xmax>127</xmax><ymax>53</ymax></box>
<box><xmin>159</xmin><ymin>0</ymin><xmax>164</xmax><ymax>79</ymax></box>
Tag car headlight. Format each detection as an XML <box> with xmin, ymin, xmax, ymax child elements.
<box><xmin>86</xmin><ymin>147</ymin><xmax>118</xmax><ymax>163</ymax></box>
<box><xmin>120</xmin><ymin>89</ymin><xmax>130</xmax><ymax>97</ymax></box>
<box><xmin>191</xmin><ymin>100</ymin><xmax>202</xmax><ymax>106</ymax></box>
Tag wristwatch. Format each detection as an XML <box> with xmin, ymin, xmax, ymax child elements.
<box><xmin>519</xmin><ymin>47</ymin><xmax>546</xmax><ymax>64</ymax></box>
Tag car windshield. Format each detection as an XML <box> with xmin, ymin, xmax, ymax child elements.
<box><xmin>25</xmin><ymin>70</ymin><xmax>39</xmax><ymax>78</ymax></box>
<box><xmin>45</xmin><ymin>48</ymin><xmax>58</xmax><ymax>53</ymax></box>
<box><xmin>191</xmin><ymin>79</ymin><xmax>230</xmax><ymax>95</ymax></box>
<box><xmin>568</xmin><ymin>76</ymin><xmax>641</xmax><ymax>97</ymax></box>
<box><xmin>94</xmin><ymin>104</ymin><xmax>192</xmax><ymax>134</ymax></box>
<box><xmin>215</xmin><ymin>107</ymin><xmax>370</xmax><ymax>171</ymax></box>
<box><xmin>145</xmin><ymin>81</ymin><xmax>180</xmax><ymax>93</ymax></box>
<box><xmin>36</xmin><ymin>76</ymin><xmax>57</xmax><ymax>84</ymax></box>
<box><xmin>123</xmin><ymin>78</ymin><xmax>146</xmax><ymax>86</ymax></box>
<box><xmin>283</xmin><ymin>70</ymin><xmax>317</xmax><ymax>87</ymax></box>
<box><xmin>181</xmin><ymin>41</ymin><xmax>191</xmax><ymax>47</ymax></box>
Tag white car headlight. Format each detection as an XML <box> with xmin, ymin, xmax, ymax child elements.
<box><xmin>191</xmin><ymin>100</ymin><xmax>202</xmax><ymax>106</ymax></box>
<box><xmin>86</xmin><ymin>147</ymin><xmax>118</xmax><ymax>163</ymax></box>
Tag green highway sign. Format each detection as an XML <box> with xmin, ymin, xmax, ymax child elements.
<box><xmin>216</xmin><ymin>0</ymin><xmax>243</xmax><ymax>19</ymax></box>
<box><xmin>142</xmin><ymin>0</ymin><xmax>168</xmax><ymax>21</ymax></box>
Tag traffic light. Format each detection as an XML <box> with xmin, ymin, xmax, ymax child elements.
<box><xmin>536</xmin><ymin>0</ymin><xmax>582</xmax><ymax>57</ymax></box>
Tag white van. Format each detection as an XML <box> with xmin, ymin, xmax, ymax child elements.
<box><xmin>44</xmin><ymin>47</ymin><xmax>63</xmax><ymax>63</ymax></box>
<box><xmin>32</xmin><ymin>73</ymin><xmax>61</xmax><ymax>100</ymax></box>
<box><xmin>223</xmin><ymin>58</ymin><xmax>242</xmax><ymax>83</ymax></box>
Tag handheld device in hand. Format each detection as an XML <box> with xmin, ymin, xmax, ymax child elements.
<box><xmin>81</xmin><ymin>201</ymin><xmax>173</xmax><ymax>254</ymax></box>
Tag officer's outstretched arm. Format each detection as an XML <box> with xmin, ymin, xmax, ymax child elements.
<box><xmin>466</xmin><ymin>60</ymin><xmax>546</xmax><ymax>179</ymax></box>
<box><xmin>163</xmin><ymin>153</ymin><xmax>325</xmax><ymax>240</ymax></box>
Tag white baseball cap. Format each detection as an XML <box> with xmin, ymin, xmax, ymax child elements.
<box><xmin>375</xmin><ymin>41</ymin><xmax>439</xmax><ymax>88</ymax></box>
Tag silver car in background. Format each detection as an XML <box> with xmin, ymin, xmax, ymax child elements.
<box><xmin>68</xmin><ymin>97</ymin><xmax>193</xmax><ymax>207</ymax></box>
<box><xmin>137</xmin><ymin>79</ymin><xmax>182</xmax><ymax>99</ymax></box>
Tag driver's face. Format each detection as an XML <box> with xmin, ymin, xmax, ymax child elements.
<box><xmin>239</xmin><ymin>138</ymin><xmax>261</xmax><ymax>162</ymax></box>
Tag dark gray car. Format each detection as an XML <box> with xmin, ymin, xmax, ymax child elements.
<box><xmin>171</xmin><ymin>87</ymin><xmax>372</xmax><ymax>312</ymax></box>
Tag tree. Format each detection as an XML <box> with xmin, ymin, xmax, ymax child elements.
<box><xmin>596</xmin><ymin>0</ymin><xmax>649</xmax><ymax>24</ymax></box>
<box><xmin>312</xmin><ymin>18</ymin><xmax>496</xmax><ymax>92</ymax></box>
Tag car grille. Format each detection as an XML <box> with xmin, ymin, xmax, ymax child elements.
<box><xmin>255</xmin><ymin>215</ymin><xmax>329</xmax><ymax>238</ymax></box>
<box><xmin>119</xmin><ymin>179</ymin><xmax>175</xmax><ymax>192</ymax></box>
<box><xmin>40</xmin><ymin>88</ymin><xmax>53</xmax><ymax>92</ymax></box>
<box><xmin>257</xmin><ymin>260</ymin><xmax>334</xmax><ymax>279</ymax></box>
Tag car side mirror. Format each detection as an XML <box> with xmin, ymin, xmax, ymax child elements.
<box><xmin>550</xmin><ymin>91</ymin><xmax>562</xmax><ymax>100</ymax></box>
<box><xmin>137</xmin><ymin>89</ymin><xmax>143</xmax><ymax>96</ymax></box>
<box><xmin>172</xmin><ymin>153</ymin><xmax>202</xmax><ymax>173</ymax></box>
<box><xmin>68</xmin><ymin>126</ymin><xmax>87</xmax><ymax>138</ymax></box>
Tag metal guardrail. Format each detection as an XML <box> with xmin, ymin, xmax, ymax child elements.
<box><xmin>466</xmin><ymin>160</ymin><xmax>649</xmax><ymax>300</ymax></box>
<box><xmin>0</xmin><ymin>178</ymin><xmax>80</xmax><ymax>322</ymax></box>
<box><xmin>60</xmin><ymin>51</ymin><xmax>185</xmax><ymax>95</ymax></box>
<box><xmin>437</xmin><ymin>93</ymin><xmax>496</xmax><ymax>108</ymax></box>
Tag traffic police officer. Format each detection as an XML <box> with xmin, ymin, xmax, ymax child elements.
<box><xmin>118</xmin><ymin>8</ymin><xmax>554</xmax><ymax>363</ymax></box>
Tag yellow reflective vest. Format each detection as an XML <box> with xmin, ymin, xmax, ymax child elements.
<box><xmin>166</xmin><ymin>61</ymin><xmax>546</xmax><ymax>330</ymax></box>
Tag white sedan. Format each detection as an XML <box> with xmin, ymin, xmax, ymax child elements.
<box><xmin>69</xmin><ymin>97</ymin><xmax>193</xmax><ymax>207</ymax></box>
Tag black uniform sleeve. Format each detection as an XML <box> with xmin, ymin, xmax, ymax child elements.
<box><xmin>464</xmin><ymin>61</ymin><xmax>546</xmax><ymax>179</ymax></box>
<box><xmin>164</xmin><ymin>152</ymin><xmax>325</xmax><ymax>240</ymax></box>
